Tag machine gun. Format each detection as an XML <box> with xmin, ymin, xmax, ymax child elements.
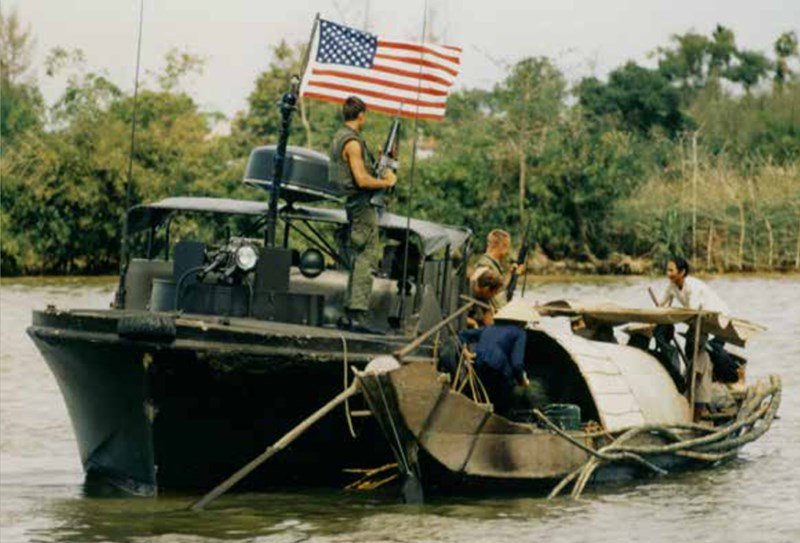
<box><xmin>506</xmin><ymin>225</ymin><xmax>530</xmax><ymax>301</ymax></box>
<box><xmin>370</xmin><ymin>117</ymin><xmax>401</xmax><ymax>208</ymax></box>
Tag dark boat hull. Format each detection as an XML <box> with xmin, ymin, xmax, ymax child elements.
<box><xmin>28</xmin><ymin>309</ymin><xmax>406</xmax><ymax>496</ymax></box>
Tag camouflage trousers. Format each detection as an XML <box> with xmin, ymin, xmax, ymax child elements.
<box><xmin>345</xmin><ymin>200</ymin><xmax>380</xmax><ymax>313</ymax></box>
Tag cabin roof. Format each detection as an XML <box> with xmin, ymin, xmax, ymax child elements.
<box><xmin>537</xmin><ymin>299</ymin><xmax>764</xmax><ymax>347</ymax></box>
<box><xmin>128</xmin><ymin>196</ymin><xmax>471</xmax><ymax>256</ymax></box>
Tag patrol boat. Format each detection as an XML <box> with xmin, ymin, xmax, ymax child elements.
<box><xmin>27</xmin><ymin>143</ymin><xmax>471</xmax><ymax>496</ymax></box>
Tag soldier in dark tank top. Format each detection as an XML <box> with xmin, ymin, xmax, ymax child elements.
<box><xmin>329</xmin><ymin>96</ymin><xmax>397</xmax><ymax>332</ymax></box>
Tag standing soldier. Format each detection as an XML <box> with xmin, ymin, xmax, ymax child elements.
<box><xmin>330</xmin><ymin>96</ymin><xmax>397</xmax><ymax>331</ymax></box>
<box><xmin>472</xmin><ymin>229</ymin><xmax>524</xmax><ymax>310</ymax></box>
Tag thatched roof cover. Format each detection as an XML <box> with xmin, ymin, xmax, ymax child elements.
<box><xmin>537</xmin><ymin>300</ymin><xmax>765</xmax><ymax>347</ymax></box>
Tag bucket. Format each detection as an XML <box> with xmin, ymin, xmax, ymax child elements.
<box><xmin>543</xmin><ymin>403</ymin><xmax>581</xmax><ymax>431</ymax></box>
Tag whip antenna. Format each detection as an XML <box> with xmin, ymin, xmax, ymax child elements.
<box><xmin>397</xmin><ymin>0</ymin><xmax>429</xmax><ymax>324</ymax></box>
<box><xmin>115</xmin><ymin>0</ymin><xmax>145</xmax><ymax>308</ymax></box>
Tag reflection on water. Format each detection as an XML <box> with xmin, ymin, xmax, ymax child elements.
<box><xmin>2</xmin><ymin>275</ymin><xmax>799</xmax><ymax>543</ymax></box>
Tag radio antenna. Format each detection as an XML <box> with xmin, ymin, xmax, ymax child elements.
<box><xmin>397</xmin><ymin>0</ymin><xmax>428</xmax><ymax>324</ymax></box>
<box><xmin>114</xmin><ymin>0</ymin><xmax>145</xmax><ymax>308</ymax></box>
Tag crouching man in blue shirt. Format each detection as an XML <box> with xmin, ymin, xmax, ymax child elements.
<box><xmin>459</xmin><ymin>300</ymin><xmax>545</xmax><ymax>417</ymax></box>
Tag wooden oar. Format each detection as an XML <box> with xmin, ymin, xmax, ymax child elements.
<box><xmin>189</xmin><ymin>381</ymin><xmax>360</xmax><ymax>511</ymax></box>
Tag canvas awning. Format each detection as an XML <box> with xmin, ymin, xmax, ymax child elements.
<box><xmin>127</xmin><ymin>197</ymin><xmax>471</xmax><ymax>256</ymax></box>
<box><xmin>537</xmin><ymin>299</ymin><xmax>765</xmax><ymax>347</ymax></box>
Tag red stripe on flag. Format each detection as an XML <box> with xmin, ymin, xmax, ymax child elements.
<box><xmin>374</xmin><ymin>53</ymin><xmax>459</xmax><ymax>77</ymax></box>
<box><xmin>302</xmin><ymin>92</ymin><xmax>444</xmax><ymax>120</ymax></box>
<box><xmin>306</xmin><ymin>81</ymin><xmax>447</xmax><ymax>108</ymax></box>
<box><xmin>371</xmin><ymin>64</ymin><xmax>453</xmax><ymax>87</ymax></box>
<box><xmin>310</xmin><ymin>69</ymin><xmax>449</xmax><ymax>96</ymax></box>
<box><xmin>377</xmin><ymin>40</ymin><xmax>461</xmax><ymax>64</ymax></box>
<box><xmin>442</xmin><ymin>45</ymin><xmax>462</xmax><ymax>52</ymax></box>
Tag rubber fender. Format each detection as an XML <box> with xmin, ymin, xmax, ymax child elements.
<box><xmin>117</xmin><ymin>314</ymin><xmax>177</xmax><ymax>342</ymax></box>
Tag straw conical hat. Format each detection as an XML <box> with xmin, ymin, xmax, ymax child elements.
<box><xmin>494</xmin><ymin>300</ymin><xmax>541</xmax><ymax>324</ymax></box>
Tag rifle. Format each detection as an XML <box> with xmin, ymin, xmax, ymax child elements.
<box><xmin>370</xmin><ymin>117</ymin><xmax>401</xmax><ymax>208</ymax></box>
<box><xmin>506</xmin><ymin>225</ymin><xmax>530</xmax><ymax>301</ymax></box>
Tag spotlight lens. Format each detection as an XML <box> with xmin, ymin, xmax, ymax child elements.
<box><xmin>235</xmin><ymin>245</ymin><xmax>258</xmax><ymax>271</ymax></box>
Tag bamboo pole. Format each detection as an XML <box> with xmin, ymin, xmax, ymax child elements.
<box><xmin>394</xmin><ymin>302</ymin><xmax>474</xmax><ymax>360</ymax></box>
<box><xmin>189</xmin><ymin>382</ymin><xmax>360</xmax><ymax>511</ymax></box>
<box><xmin>795</xmin><ymin>219</ymin><xmax>800</xmax><ymax>270</ymax></box>
<box><xmin>519</xmin><ymin>150</ymin><xmax>526</xmax><ymax>223</ymax></box>
<box><xmin>764</xmin><ymin>218</ymin><xmax>774</xmax><ymax>270</ymax></box>
<box><xmin>706</xmin><ymin>221</ymin><xmax>714</xmax><ymax>271</ymax></box>
<box><xmin>691</xmin><ymin>131</ymin><xmax>698</xmax><ymax>267</ymax></box>
<box><xmin>738</xmin><ymin>205</ymin><xmax>746</xmax><ymax>270</ymax></box>
<box><xmin>459</xmin><ymin>294</ymin><xmax>492</xmax><ymax>311</ymax></box>
<box><xmin>688</xmin><ymin>312</ymin><xmax>703</xmax><ymax>418</ymax></box>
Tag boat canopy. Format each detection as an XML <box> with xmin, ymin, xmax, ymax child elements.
<box><xmin>537</xmin><ymin>300</ymin><xmax>764</xmax><ymax>347</ymax></box>
<box><xmin>127</xmin><ymin>196</ymin><xmax>471</xmax><ymax>256</ymax></box>
<box><xmin>543</xmin><ymin>329</ymin><xmax>690</xmax><ymax>431</ymax></box>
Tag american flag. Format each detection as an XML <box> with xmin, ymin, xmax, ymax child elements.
<box><xmin>300</xmin><ymin>18</ymin><xmax>462</xmax><ymax>121</ymax></box>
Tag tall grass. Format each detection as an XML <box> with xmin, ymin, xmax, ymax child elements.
<box><xmin>615</xmin><ymin>160</ymin><xmax>800</xmax><ymax>271</ymax></box>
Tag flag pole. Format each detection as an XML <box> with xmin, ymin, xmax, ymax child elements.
<box><xmin>299</xmin><ymin>13</ymin><xmax>320</xmax><ymax>85</ymax></box>
<box><xmin>297</xmin><ymin>13</ymin><xmax>319</xmax><ymax>149</ymax></box>
<box><xmin>397</xmin><ymin>0</ymin><xmax>429</xmax><ymax>325</ymax></box>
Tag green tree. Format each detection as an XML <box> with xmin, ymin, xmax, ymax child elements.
<box><xmin>0</xmin><ymin>7</ymin><xmax>44</xmax><ymax>145</ymax></box>
<box><xmin>774</xmin><ymin>31</ymin><xmax>799</xmax><ymax>85</ymax></box>
<box><xmin>657</xmin><ymin>31</ymin><xmax>712</xmax><ymax>94</ymax></box>
<box><xmin>708</xmin><ymin>25</ymin><xmax>737</xmax><ymax>79</ymax></box>
<box><xmin>0</xmin><ymin>7</ymin><xmax>35</xmax><ymax>84</ymax></box>
<box><xmin>235</xmin><ymin>40</ymin><xmax>341</xmax><ymax>152</ymax></box>
<box><xmin>726</xmin><ymin>49</ymin><xmax>773</xmax><ymax>93</ymax></box>
<box><xmin>1</xmin><ymin>45</ymin><xmax>237</xmax><ymax>275</ymax></box>
<box><xmin>492</xmin><ymin>56</ymin><xmax>565</xmax><ymax>220</ymax></box>
<box><xmin>578</xmin><ymin>62</ymin><xmax>688</xmax><ymax>137</ymax></box>
<box><xmin>535</xmin><ymin>112</ymin><xmax>646</xmax><ymax>259</ymax></box>
<box><xmin>153</xmin><ymin>47</ymin><xmax>205</xmax><ymax>92</ymax></box>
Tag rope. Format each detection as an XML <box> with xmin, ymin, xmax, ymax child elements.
<box><xmin>541</xmin><ymin>375</ymin><xmax>781</xmax><ymax>500</ymax></box>
<box><xmin>340</xmin><ymin>335</ymin><xmax>357</xmax><ymax>439</ymax></box>
<box><xmin>452</xmin><ymin>345</ymin><xmax>491</xmax><ymax>405</ymax></box>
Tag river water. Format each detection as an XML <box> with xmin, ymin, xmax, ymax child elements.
<box><xmin>1</xmin><ymin>276</ymin><xmax>798</xmax><ymax>543</ymax></box>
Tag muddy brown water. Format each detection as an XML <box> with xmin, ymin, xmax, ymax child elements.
<box><xmin>1</xmin><ymin>276</ymin><xmax>798</xmax><ymax>543</ymax></box>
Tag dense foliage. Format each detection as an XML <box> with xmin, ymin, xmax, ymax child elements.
<box><xmin>1</xmin><ymin>9</ymin><xmax>798</xmax><ymax>275</ymax></box>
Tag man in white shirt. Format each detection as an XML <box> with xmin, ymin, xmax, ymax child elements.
<box><xmin>657</xmin><ymin>256</ymin><xmax>731</xmax><ymax>420</ymax></box>
<box><xmin>659</xmin><ymin>257</ymin><xmax>730</xmax><ymax>315</ymax></box>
